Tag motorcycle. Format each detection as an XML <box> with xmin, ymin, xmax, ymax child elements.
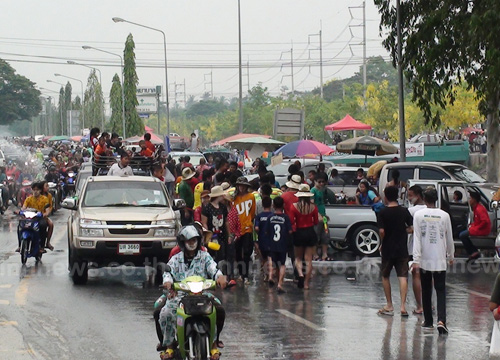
<box><xmin>48</xmin><ymin>182</ymin><xmax>59</xmax><ymax>213</ymax></box>
<box><xmin>6</xmin><ymin>175</ymin><xmax>17</xmax><ymax>206</ymax></box>
<box><xmin>17</xmin><ymin>179</ymin><xmax>33</xmax><ymax>206</ymax></box>
<box><xmin>65</xmin><ymin>170</ymin><xmax>77</xmax><ymax>197</ymax></box>
<box><xmin>0</xmin><ymin>183</ymin><xmax>5</xmax><ymax>214</ymax></box>
<box><xmin>155</xmin><ymin>272</ymin><xmax>218</xmax><ymax>360</ymax></box>
<box><xmin>17</xmin><ymin>209</ymin><xmax>44</xmax><ymax>264</ymax></box>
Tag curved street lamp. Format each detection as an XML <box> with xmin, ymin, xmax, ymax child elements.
<box><xmin>112</xmin><ymin>16</ymin><xmax>170</xmax><ymax>137</ymax></box>
<box><xmin>67</xmin><ymin>60</ymin><xmax>105</xmax><ymax>130</ymax></box>
<box><xmin>55</xmin><ymin>73</ymin><xmax>85</xmax><ymax>129</ymax></box>
<box><xmin>82</xmin><ymin>45</ymin><xmax>126</xmax><ymax>138</ymax></box>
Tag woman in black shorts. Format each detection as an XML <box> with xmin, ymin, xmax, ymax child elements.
<box><xmin>288</xmin><ymin>184</ymin><xmax>319</xmax><ymax>289</ymax></box>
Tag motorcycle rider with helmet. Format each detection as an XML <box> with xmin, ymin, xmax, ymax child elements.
<box><xmin>45</xmin><ymin>166</ymin><xmax>63</xmax><ymax>203</ymax></box>
<box><xmin>158</xmin><ymin>224</ymin><xmax>227</xmax><ymax>360</ymax></box>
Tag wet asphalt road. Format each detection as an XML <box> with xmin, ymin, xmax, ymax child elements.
<box><xmin>0</xmin><ymin>208</ymin><xmax>497</xmax><ymax>360</ymax></box>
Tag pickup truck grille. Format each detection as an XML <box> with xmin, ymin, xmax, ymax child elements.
<box><xmin>106</xmin><ymin>221</ymin><xmax>152</xmax><ymax>235</ymax></box>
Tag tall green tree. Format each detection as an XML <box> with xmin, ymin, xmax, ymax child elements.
<box><xmin>109</xmin><ymin>73</ymin><xmax>123</xmax><ymax>134</ymax></box>
<box><xmin>375</xmin><ymin>0</ymin><xmax>500</xmax><ymax>182</ymax></box>
<box><xmin>0</xmin><ymin>59</ymin><xmax>41</xmax><ymax>125</ymax></box>
<box><xmin>58</xmin><ymin>87</ymin><xmax>66</xmax><ymax>135</ymax></box>
<box><xmin>84</xmin><ymin>69</ymin><xmax>105</xmax><ymax>129</ymax></box>
<box><xmin>123</xmin><ymin>33</ymin><xmax>143</xmax><ymax>137</ymax></box>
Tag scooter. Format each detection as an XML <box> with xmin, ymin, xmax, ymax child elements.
<box><xmin>17</xmin><ymin>179</ymin><xmax>33</xmax><ymax>206</ymax></box>
<box><xmin>155</xmin><ymin>272</ymin><xmax>218</xmax><ymax>360</ymax></box>
<box><xmin>48</xmin><ymin>182</ymin><xmax>59</xmax><ymax>213</ymax></box>
<box><xmin>17</xmin><ymin>209</ymin><xmax>43</xmax><ymax>265</ymax></box>
<box><xmin>65</xmin><ymin>170</ymin><xmax>77</xmax><ymax>197</ymax></box>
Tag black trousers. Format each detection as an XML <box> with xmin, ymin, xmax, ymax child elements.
<box><xmin>420</xmin><ymin>269</ymin><xmax>447</xmax><ymax>325</ymax></box>
<box><xmin>235</xmin><ymin>233</ymin><xmax>253</xmax><ymax>279</ymax></box>
<box><xmin>459</xmin><ymin>230</ymin><xmax>478</xmax><ymax>255</ymax></box>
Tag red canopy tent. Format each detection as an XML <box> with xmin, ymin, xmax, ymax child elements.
<box><xmin>324</xmin><ymin>114</ymin><xmax>372</xmax><ymax>131</ymax></box>
<box><xmin>212</xmin><ymin>133</ymin><xmax>271</xmax><ymax>146</ymax></box>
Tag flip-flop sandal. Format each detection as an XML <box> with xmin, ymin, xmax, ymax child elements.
<box><xmin>160</xmin><ymin>349</ymin><xmax>175</xmax><ymax>360</ymax></box>
<box><xmin>401</xmin><ymin>311</ymin><xmax>409</xmax><ymax>317</ymax></box>
<box><xmin>277</xmin><ymin>287</ymin><xmax>286</xmax><ymax>294</ymax></box>
<box><xmin>412</xmin><ymin>309</ymin><xmax>423</xmax><ymax>315</ymax></box>
<box><xmin>210</xmin><ymin>348</ymin><xmax>221</xmax><ymax>360</ymax></box>
<box><xmin>377</xmin><ymin>307</ymin><xmax>394</xmax><ymax>316</ymax></box>
<box><xmin>326</xmin><ymin>257</ymin><xmax>334</xmax><ymax>261</ymax></box>
<box><xmin>216</xmin><ymin>340</ymin><xmax>224</xmax><ymax>349</ymax></box>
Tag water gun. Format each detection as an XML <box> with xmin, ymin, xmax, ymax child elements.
<box><xmin>323</xmin><ymin>216</ymin><xmax>328</xmax><ymax>234</ymax></box>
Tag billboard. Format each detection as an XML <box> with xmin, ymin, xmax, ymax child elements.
<box><xmin>67</xmin><ymin>110</ymin><xmax>81</xmax><ymax>137</ymax></box>
<box><xmin>136</xmin><ymin>86</ymin><xmax>160</xmax><ymax>114</ymax></box>
<box><xmin>273</xmin><ymin>108</ymin><xmax>305</xmax><ymax>139</ymax></box>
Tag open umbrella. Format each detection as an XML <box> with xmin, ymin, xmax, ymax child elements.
<box><xmin>336</xmin><ymin>136</ymin><xmax>398</xmax><ymax>164</ymax></box>
<box><xmin>274</xmin><ymin>139</ymin><xmax>334</xmax><ymax>157</ymax></box>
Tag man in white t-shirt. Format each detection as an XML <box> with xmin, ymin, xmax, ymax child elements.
<box><xmin>413</xmin><ymin>187</ymin><xmax>454</xmax><ymax>335</ymax></box>
<box><xmin>407</xmin><ymin>185</ymin><xmax>427</xmax><ymax>315</ymax></box>
<box><xmin>107</xmin><ymin>153</ymin><xmax>134</xmax><ymax>177</ymax></box>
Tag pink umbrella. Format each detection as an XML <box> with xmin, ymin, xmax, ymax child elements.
<box><xmin>274</xmin><ymin>140</ymin><xmax>334</xmax><ymax>157</ymax></box>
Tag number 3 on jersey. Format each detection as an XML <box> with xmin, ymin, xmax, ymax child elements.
<box><xmin>273</xmin><ymin>224</ymin><xmax>280</xmax><ymax>242</ymax></box>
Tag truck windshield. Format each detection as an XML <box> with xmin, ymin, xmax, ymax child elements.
<box><xmin>82</xmin><ymin>181</ymin><xmax>169</xmax><ymax>207</ymax></box>
<box><xmin>444</xmin><ymin>166</ymin><xmax>485</xmax><ymax>183</ymax></box>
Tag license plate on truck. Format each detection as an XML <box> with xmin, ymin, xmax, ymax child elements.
<box><xmin>118</xmin><ymin>243</ymin><xmax>140</xmax><ymax>255</ymax></box>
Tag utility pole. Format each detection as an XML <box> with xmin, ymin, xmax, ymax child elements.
<box><xmin>237</xmin><ymin>0</ymin><xmax>243</xmax><ymax>133</ymax></box>
<box><xmin>397</xmin><ymin>0</ymin><xmax>406</xmax><ymax>161</ymax></box>
<box><xmin>204</xmin><ymin>71</ymin><xmax>213</xmax><ymax>98</ymax></box>
<box><xmin>247</xmin><ymin>57</ymin><xmax>250</xmax><ymax>92</ymax></box>
<box><xmin>309</xmin><ymin>24</ymin><xmax>324</xmax><ymax>98</ymax></box>
<box><xmin>290</xmin><ymin>43</ymin><xmax>294</xmax><ymax>95</ymax></box>
<box><xmin>362</xmin><ymin>1</ymin><xmax>367</xmax><ymax>88</ymax></box>
<box><xmin>183</xmin><ymin>79</ymin><xmax>187</xmax><ymax>107</ymax></box>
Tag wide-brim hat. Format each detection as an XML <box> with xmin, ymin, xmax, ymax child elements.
<box><xmin>295</xmin><ymin>184</ymin><xmax>314</xmax><ymax>198</ymax></box>
<box><xmin>209</xmin><ymin>185</ymin><xmax>225</xmax><ymax>198</ymax></box>
<box><xmin>286</xmin><ymin>174</ymin><xmax>302</xmax><ymax>190</ymax></box>
<box><xmin>182</xmin><ymin>167</ymin><xmax>196</xmax><ymax>180</ymax></box>
<box><xmin>235</xmin><ymin>176</ymin><xmax>251</xmax><ymax>187</ymax></box>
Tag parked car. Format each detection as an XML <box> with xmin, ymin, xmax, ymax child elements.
<box><xmin>62</xmin><ymin>176</ymin><xmax>185</xmax><ymax>285</ymax></box>
<box><xmin>406</xmin><ymin>179</ymin><xmax>498</xmax><ymax>250</ymax></box>
<box><xmin>378</xmin><ymin>162</ymin><xmax>499</xmax><ymax>202</ymax></box>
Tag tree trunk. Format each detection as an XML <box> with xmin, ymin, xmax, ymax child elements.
<box><xmin>486</xmin><ymin>94</ymin><xmax>500</xmax><ymax>183</ymax></box>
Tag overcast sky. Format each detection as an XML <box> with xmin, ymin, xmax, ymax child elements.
<box><xmin>1</xmin><ymin>0</ymin><xmax>389</xmax><ymax>105</ymax></box>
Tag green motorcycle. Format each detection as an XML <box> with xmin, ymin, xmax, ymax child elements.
<box><xmin>156</xmin><ymin>275</ymin><xmax>218</xmax><ymax>360</ymax></box>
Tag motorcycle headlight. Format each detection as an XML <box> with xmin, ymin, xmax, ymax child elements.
<box><xmin>179</xmin><ymin>283</ymin><xmax>190</xmax><ymax>291</ymax></box>
<box><xmin>187</xmin><ymin>281</ymin><xmax>204</xmax><ymax>294</ymax></box>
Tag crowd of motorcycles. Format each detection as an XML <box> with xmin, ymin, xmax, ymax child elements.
<box><xmin>1</xmin><ymin>140</ymin><xmax>83</xmax><ymax>265</ymax></box>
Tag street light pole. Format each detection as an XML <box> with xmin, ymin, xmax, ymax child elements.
<box><xmin>83</xmin><ymin>45</ymin><xmax>126</xmax><ymax>138</ymax></box>
<box><xmin>67</xmin><ymin>61</ymin><xmax>105</xmax><ymax>130</ymax></box>
<box><xmin>112</xmin><ymin>17</ymin><xmax>170</xmax><ymax>136</ymax></box>
<box><xmin>54</xmin><ymin>73</ymin><xmax>85</xmax><ymax>131</ymax></box>
<box><xmin>237</xmin><ymin>0</ymin><xmax>243</xmax><ymax>133</ymax></box>
<box><xmin>47</xmin><ymin>80</ymin><xmax>66</xmax><ymax>135</ymax></box>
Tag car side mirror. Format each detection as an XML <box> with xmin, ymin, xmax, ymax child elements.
<box><xmin>492</xmin><ymin>201</ymin><xmax>499</xmax><ymax>210</ymax></box>
<box><xmin>61</xmin><ymin>197</ymin><xmax>77</xmax><ymax>210</ymax></box>
<box><xmin>173</xmin><ymin>198</ymin><xmax>186</xmax><ymax>211</ymax></box>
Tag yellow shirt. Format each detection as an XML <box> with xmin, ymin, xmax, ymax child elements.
<box><xmin>23</xmin><ymin>195</ymin><xmax>50</xmax><ymax>213</ymax></box>
<box><xmin>232</xmin><ymin>192</ymin><xmax>256</xmax><ymax>235</ymax></box>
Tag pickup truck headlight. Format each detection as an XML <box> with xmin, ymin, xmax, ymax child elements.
<box><xmin>80</xmin><ymin>219</ymin><xmax>104</xmax><ymax>237</ymax></box>
<box><xmin>80</xmin><ymin>228</ymin><xmax>104</xmax><ymax>237</ymax></box>
<box><xmin>154</xmin><ymin>228</ymin><xmax>176</xmax><ymax>237</ymax></box>
<box><xmin>154</xmin><ymin>220</ymin><xmax>176</xmax><ymax>237</ymax></box>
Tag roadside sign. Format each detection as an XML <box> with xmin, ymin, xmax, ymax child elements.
<box><xmin>273</xmin><ymin>108</ymin><xmax>304</xmax><ymax>139</ymax></box>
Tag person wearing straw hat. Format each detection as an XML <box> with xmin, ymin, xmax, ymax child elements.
<box><xmin>194</xmin><ymin>190</ymin><xmax>210</xmax><ymax>223</ymax></box>
<box><xmin>178</xmin><ymin>167</ymin><xmax>199</xmax><ymax>225</ymax></box>
<box><xmin>288</xmin><ymin>184</ymin><xmax>318</xmax><ymax>290</ymax></box>
<box><xmin>202</xmin><ymin>186</ymin><xmax>230</xmax><ymax>267</ymax></box>
<box><xmin>232</xmin><ymin>176</ymin><xmax>256</xmax><ymax>285</ymax></box>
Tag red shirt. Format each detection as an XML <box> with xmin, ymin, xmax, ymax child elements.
<box><xmin>289</xmin><ymin>204</ymin><xmax>319</xmax><ymax>229</ymax></box>
<box><xmin>145</xmin><ymin>140</ymin><xmax>156</xmax><ymax>153</ymax></box>
<box><xmin>227</xmin><ymin>206</ymin><xmax>242</xmax><ymax>239</ymax></box>
<box><xmin>469</xmin><ymin>203</ymin><xmax>491</xmax><ymax>236</ymax></box>
<box><xmin>187</xmin><ymin>177</ymin><xmax>199</xmax><ymax>193</ymax></box>
<box><xmin>140</xmin><ymin>148</ymin><xmax>153</xmax><ymax>157</ymax></box>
